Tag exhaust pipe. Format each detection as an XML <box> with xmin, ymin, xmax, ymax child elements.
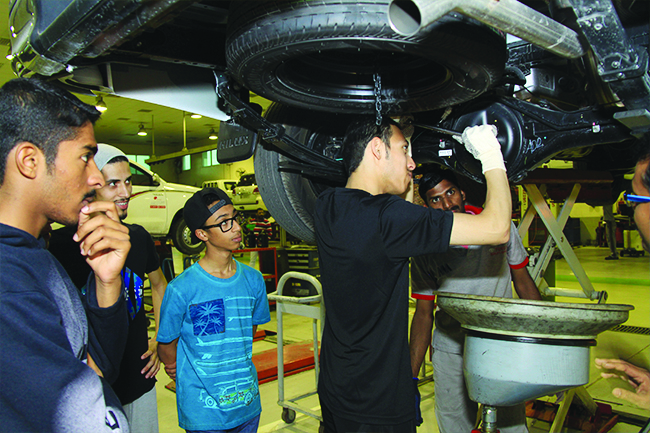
<box><xmin>388</xmin><ymin>0</ymin><xmax>585</xmax><ymax>59</ymax></box>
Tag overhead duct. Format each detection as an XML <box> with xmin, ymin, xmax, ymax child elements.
<box><xmin>388</xmin><ymin>0</ymin><xmax>585</xmax><ymax>59</ymax></box>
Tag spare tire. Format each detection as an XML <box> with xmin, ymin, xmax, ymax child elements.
<box><xmin>254</xmin><ymin>103</ymin><xmax>351</xmax><ymax>244</ymax></box>
<box><xmin>227</xmin><ymin>0</ymin><xmax>506</xmax><ymax>115</ymax></box>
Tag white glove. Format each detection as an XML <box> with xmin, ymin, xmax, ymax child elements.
<box><xmin>453</xmin><ymin>124</ymin><xmax>506</xmax><ymax>173</ymax></box>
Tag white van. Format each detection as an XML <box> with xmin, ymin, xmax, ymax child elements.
<box><xmin>124</xmin><ymin>161</ymin><xmax>200</xmax><ymax>255</ymax></box>
<box><xmin>202</xmin><ymin>177</ymin><xmax>266</xmax><ymax>213</ymax></box>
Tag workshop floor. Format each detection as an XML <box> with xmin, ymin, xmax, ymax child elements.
<box><xmin>153</xmin><ymin>245</ymin><xmax>649</xmax><ymax>432</ymax></box>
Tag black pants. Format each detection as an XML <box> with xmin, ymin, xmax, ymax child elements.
<box><xmin>320</xmin><ymin>400</ymin><xmax>416</xmax><ymax>433</ymax></box>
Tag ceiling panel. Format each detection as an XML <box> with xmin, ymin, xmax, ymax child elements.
<box><xmin>0</xmin><ymin>2</ymin><xmax>271</xmax><ymax>156</ymax></box>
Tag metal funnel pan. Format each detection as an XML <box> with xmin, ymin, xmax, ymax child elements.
<box><xmin>463</xmin><ymin>334</ymin><xmax>592</xmax><ymax>406</ymax></box>
<box><xmin>434</xmin><ymin>292</ymin><xmax>634</xmax><ymax>339</ymax></box>
<box><xmin>435</xmin><ymin>293</ymin><xmax>634</xmax><ymax>406</ymax></box>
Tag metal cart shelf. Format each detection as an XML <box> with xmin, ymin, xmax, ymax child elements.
<box><xmin>267</xmin><ymin>272</ymin><xmax>324</xmax><ymax>428</ymax></box>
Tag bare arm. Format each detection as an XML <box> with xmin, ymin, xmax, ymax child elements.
<box><xmin>511</xmin><ymin>266</ymin><xmax>542</xmax><ymax>300</ymax></box>
<box><xmin>158</xmin><ymin>338</ymin><xmax>177</xmax><ymax>366</ymax></box>
<box><xmin>449</xmin><ymin>169</ymin><xmax>511</xmax><ymax>246</ymax></box>
<box><xmin>158</xmin><ymin>338</ymin><xmax>179</xmax><ymax>380</ymax></box>
<box><xmin>450</xmin><ymin>125</ymin><xmax>511</xmax><ymax>246</ymax></box>
<box><xmin>409</xmin><ymin>299</ymin><xmax>435</xmax><ymax>377</ymax></box>
<box><xmin>139</xmin><ymin>267</ymin><xmax>167</xmax><ymax>379</ymax></box>
<box><xmin>148</xmin><ymin>267</ymin><xmax>168</xmax><ymax>334</ymax></box>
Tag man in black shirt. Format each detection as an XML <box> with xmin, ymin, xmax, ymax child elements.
<box><xmin>50</xmin><ymin>143</ymin><xmax>167</xmax><ymax>433</ymax></box>
<box><xmin>314</xmin><ymin>117</ymin><xmax>512</xmax><ymax>432</ymax></box>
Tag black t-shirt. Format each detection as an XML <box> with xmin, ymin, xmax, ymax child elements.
<box><xmin>49</xmin><ymin>223</ymin><xmax>161</xmax><ymax>405</ymax></box>
<box><xmin>48</xmin><ymin>225</ymin><xmax>91</xmax><ymax>289</ymax></box>
<box><xmin>314</xmin><ymin>188</ymin><xmax>453</xmax><ymax>424</ymax></box>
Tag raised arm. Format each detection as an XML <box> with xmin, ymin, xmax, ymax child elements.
<box><xmin>450</xmin><ymin>170</ymin><xmax>510</xmax><ymax>245</ymax></box>
<box><xmin>449</xmin><ymin>125</ymin><xmax>511</xmax><ymax>246</ymax></box>
<box><xmin>76</xmin><ymin>200</ymin><xmax>130</xmax><ymax>382</ymax></box>
<box><xmin>75</xmin><ymin>201</ymin><xmax>130</xmax><ymax>307</ymax></box>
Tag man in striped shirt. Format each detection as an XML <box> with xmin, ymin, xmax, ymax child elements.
<box><xmin>252</xmin><ymin>208</ymin><xmax>272</xmax><ymax>248</ymax></box>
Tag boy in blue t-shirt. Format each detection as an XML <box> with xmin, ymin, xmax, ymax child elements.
<box><xmin>157</xmin><ymin>188</ymin><xmax>271</xmax><ymax>432</ymax></box>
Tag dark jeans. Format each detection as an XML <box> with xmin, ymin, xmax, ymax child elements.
<box><xmin>186</xmin><ymin>414</ymin><xmax>260</xmax><ymax>433</ymax></box>
<box><xmin>320</xmin><ymin>400</ymin><xmax>416</xmax><ymax>433</ymax></box>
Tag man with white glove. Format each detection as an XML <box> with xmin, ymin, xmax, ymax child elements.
<box><xmin>314</xmin><ymin>117</ymin><xmax>511</xmax><ymax>432</ymax></box>
<box><xmin>454</xmin><ymin>124</ymin><xmax>507</xmax><ymax>173</ymax></box>
<box><xmin>450</xmin><ymin>124</ymin><xmax>512</xmax><ymax>246</ymax></box>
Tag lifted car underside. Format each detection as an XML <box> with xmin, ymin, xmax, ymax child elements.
<box><xmin>9</xmin><ymin>0</ymin><xmax>649</xmax><ymax>242</ymax></box>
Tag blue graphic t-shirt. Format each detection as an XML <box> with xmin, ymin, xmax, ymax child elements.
<box><xmin>122</xmin><ymin>267</ymin><xmax>144</xmax><ymax>320</ymax></box>
<box><xmin>157</xmin><ymin>259</ymin><xmax>270</xmax><ymax>430</ymax></box>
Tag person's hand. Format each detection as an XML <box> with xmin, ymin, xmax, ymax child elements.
<box><xmin>74</xmin><ymin>201</ymin><xmax>130</xmax><ymax>286</ymax></box>
<box><xmin>87</xmin><ymin>353</ymin><xmax>104</xmax><ymax>378</ymax></box>
<box><xmin>141</xmin><ymin>339</ymin><xmax>161</xmax><ymax>379</ymax></box>
<box><xmin>453</xmin><ymin>124</ymin><xmax>506</xmax><ymax>173</ymax></box>
<box><xmin>414</xmin><ymin>377</ymin><xmax>423</xmax><ymax>426</ymax></box>
<box><xmin>164</xmin><ymin>361</ymin><xmax>177</xmax><ymax>381</ymax></box>
<box><xmin>595</xmin><ymin>358</ymin><xmax>650</xmax><ymax>410</ymax></box>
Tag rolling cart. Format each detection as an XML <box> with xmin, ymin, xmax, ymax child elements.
<box><xmin>267</xmin><ymin>272</ymin><xmax>325</xmax><ymax>430</ymax></box>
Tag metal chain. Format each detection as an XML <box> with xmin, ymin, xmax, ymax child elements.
<box><xmin>373</xmin><ymin>72</ymin><xmax>382</xmax><ymax>126</ymax></box>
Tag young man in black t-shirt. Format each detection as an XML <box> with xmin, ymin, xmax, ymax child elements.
<box><xmin>314</xmin><ymin>117</ymin><xmax>512</xmax><ymax>432</ymax></box>
<box><xmin>50</xmin><ymin>144</ymin><xmax>167</xmax><ymax>433</ymax></box>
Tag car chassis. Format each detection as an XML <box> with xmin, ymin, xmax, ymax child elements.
<box><xmin>9</xmin><ymin>0</ymin><xmax>649</xmax><ymax>242</ymax></box>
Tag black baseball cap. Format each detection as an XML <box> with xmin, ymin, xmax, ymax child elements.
<box><xmin>183</xmin><ymin>188</ymin><xmax>233</xmax><ymax>243</ymax></box>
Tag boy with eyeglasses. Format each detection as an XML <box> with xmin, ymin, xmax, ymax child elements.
<box><xmin>157</xmin><ymin>188</ymin><xmax>270</xmax><ymax>432</ymax></box>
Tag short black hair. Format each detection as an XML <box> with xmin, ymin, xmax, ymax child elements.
<box><xmin>342</xmin><ymin>116</ymin><xmax>399</xmax><ymax>177</ymax></box>
<box><xmin>0</xmin><ymin>78</ymin><xmax>101</xmax><ymax>185</ymax></box>
<box><xmin>417</xmin><ymin>165</ymin><xmax>460</xmax><ymax>203</ymax></box>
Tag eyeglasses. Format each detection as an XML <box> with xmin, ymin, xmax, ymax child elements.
<box><xmin>624</xmin><ymin>193</ymin><xmax>650</xmax><ymax>205</ymax></box>
<box><xmin>202</xmin><ymin>213</ymin><xmax>244</xmax><ymax>233</ymax></box>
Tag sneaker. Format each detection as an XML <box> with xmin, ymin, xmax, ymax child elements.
<box><xmin>605</xmin><ymin>255</ymin><xmax>619</xmax><ymax>260</ymax></box>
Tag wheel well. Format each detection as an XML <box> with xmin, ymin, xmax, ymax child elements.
<box><xmin>168</xmin><ymin>211</ymin><xmax>185</xmax><ymax>237</ymax></box>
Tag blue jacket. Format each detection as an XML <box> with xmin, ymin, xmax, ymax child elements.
<box><xmin>0</xmin><ymin>223</ymin><xmax>130</xmax><ymax>432</ymax></box>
